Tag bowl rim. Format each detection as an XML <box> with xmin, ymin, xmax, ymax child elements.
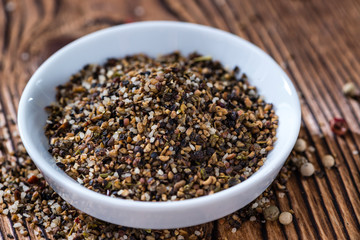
<box><xmin>18</xmin><ymin>21</ymin><xmax>301</xmax><ymax>212</ymax></box>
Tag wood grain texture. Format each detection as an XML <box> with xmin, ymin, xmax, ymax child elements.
<box><xmin>0</xmin><ymin>0</ymin><xmax>359</xmax><ymax>239</ymax></box>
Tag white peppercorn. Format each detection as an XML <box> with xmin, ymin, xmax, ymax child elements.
<box><xmin>294</xmin><ymin>138</ymin><xmax>307</xmax><ymax>152</ymax></box>
<box><xmin>342</xmin><ymin>82</ymin><xmax>358</xmax><ymax>97</ymax></box>
<box><xmin>322</xmin><ymin>154</ymin><xmax>335</xmax><ymax>168</ymax></box>
<box><xmin>300</xmin><ymin>162</ymin><xmax>315</xmax><ymax>177</ymax></box>
<box><xmin>279</xmin><ymin>211</ymin><xmax>293</xmax><ymax>225</ymax></box>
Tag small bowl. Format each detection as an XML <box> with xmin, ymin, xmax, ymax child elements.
<box><xmin>18</xmin><ymin>21</ymin><xmax>300</xmax><ymax>229</ymax></box>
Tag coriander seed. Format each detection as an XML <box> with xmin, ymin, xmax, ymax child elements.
<box><xmin>263</xmin><ymin>205</ymin><xmax>280</xmax><ymax>221</ymax></box>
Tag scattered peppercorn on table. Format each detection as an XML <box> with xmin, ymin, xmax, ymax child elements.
<box><xmin>0</xmin><ymin>0</ymin><xmax>359</xmax><ymax>239</ymax></box>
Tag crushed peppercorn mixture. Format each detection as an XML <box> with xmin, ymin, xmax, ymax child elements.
<box><xmin>0</xmin><ymin>141</ymin><xmax>212</xmax><ymax>239</ymax></box>
<box><xmin>0</xmin><ymin>137</ymin><xmax>300</xmax><ymax>239</ymax></box>
<box><xmin>44</xmin><ymin>52</ymin><xmax>278</xmax><ymax>201</ymax></box>
<box><xmin>0</xmin><ymin>140</ymin><xmax>288</xmax><ymax>239</ymax></box>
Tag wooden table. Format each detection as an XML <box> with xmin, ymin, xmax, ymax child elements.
<box><xmin>0</xmin><ymin>0</ymin><xmax>359</xmax><ymax>239</ymax></box>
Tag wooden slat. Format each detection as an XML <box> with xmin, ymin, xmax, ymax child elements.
<box><xmin>258</xmin><ymin>0</ymin><xmax>358</xmax><ymax>238</ymax></box>
<box><xmin>266</xmin><ymin>0</ymin><xmax>360</xmax><ymax>231</ymax></box>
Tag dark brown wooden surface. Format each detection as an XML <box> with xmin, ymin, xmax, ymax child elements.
<box><xmin>0</xmin><ymin>0</ymin><xmax>359</xmax><ymax>239</ymax></box>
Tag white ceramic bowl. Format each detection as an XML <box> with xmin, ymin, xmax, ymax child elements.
<box><xmin>18</xmin><ymin>21</ymin><xmax>300</xmax><ymax>229</ymax></box>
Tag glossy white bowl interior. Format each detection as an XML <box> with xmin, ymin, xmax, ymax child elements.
<box><xmin>18</xmin><ymin>21</ymin><xmax>301</xmax><ymax>229</ymax></box>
